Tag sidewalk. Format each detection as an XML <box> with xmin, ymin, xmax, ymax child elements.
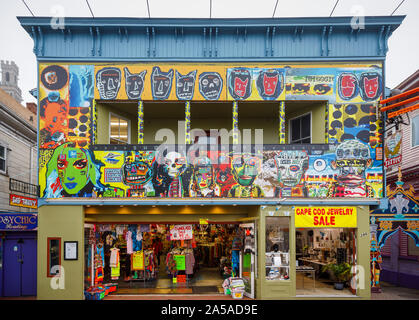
<box><xmin>371</xmin><ymin>282</ymin><xmax>419</xmax><ymax>300</ymax></box>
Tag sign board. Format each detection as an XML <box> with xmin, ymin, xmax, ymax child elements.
<box><xmin>0</xmin><ymin>213</ymin><xmax>38</xmax><ymax>231</ymax></box>
<box><xmin>170</xmin><ymin>225</ymin><xmax>193</xmax><ymax>240</ymax></box>
<box><xmin>199</xmin><ymin>219</ymin><xmax>209</xmax><ymax>225</ymax></box>
<box><xmin>9</xmin><ymin>194</ymin><xmax>37</xmax><ymax>209</ymax></box>
<box><xmin>295</xmin><ymin>207</ymin><xmax>357</xmax><ymax>228</ymax></box>
<box><xmin>174</xmin><ymin>255</ymin><xmax>186</xmax><ymax>271</ymax></box>
<box><xmin>384</xmin><ymin>130</ymin><xmax>402</xmax><ymax>169</ymax></box>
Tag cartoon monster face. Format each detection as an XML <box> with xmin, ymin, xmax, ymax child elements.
<box><xmin>338</xmin><ymin>73</ymin><xmax>358</xmax><ymax>100</ymax></box>
<box><xmin>151</xmin><ymin>66</ymin><xmax>173</xmax><ymax>100</ymax></box>
<box><xmin>359</xmin><ymin>72</ymin><xmax>381</xmax><ymax>101</ymax></box>
<box><xmin>96</xmin><ymin>67</ymin><xmax>121</xmax><ymax>100</ymax></box>
<box><xmin>176</xmin><ymin>70</ymin><xmax>197</xmax><ymax>100</ymax></box>
<box><xmin>193</xmin><ymin>156</ymin><xmax>213</xmax><ymax>190</ymax></box>
<box><xmin>199</xmin><ymin>72</ymin><xmax>223</xmax><ymax>100</ymax></box>
<box><xmin>163</xmin><ymin>152</ymin><xmax>187</xmax><ymax>178</ymax></box>
<box><xmin>231</xmin><ymin>154</ymin><xmax>261</xmax><ymax>186</ymax></box>
<box><xmin>124</xmin><ymin>67</ymin><xmax>146</xmax><ymax>100</ymax></box>
<box><xmin>122</xmin><ymin>152</ymin><xmax>154</xmax><ymax>186</ymax></box>
<box><xmin>274</xmin><ymin>151</ymin><xmax>309</xmax><ymax>187</ymax></box>
<box><xmin>256</xmin><ymin>69</ymin><xmax>284</xmax><ymax>100</ymax></box>
<box><xmin>40</xmin><ymin>97</ymin><xmax>68</xmax><ymax>135</ymax></box>
<box><xmin>332</xmin><ymin>139</ymin><xmax>371</xmax><ymax>187</ymax></box>
<box><xmin>56</xmin><ymin>147</ymin><xmax>89</xmax><ymax>195</ymax></box>
<box><xmin>228</xmin><ymin>68</ymin><xmax>252</xmax><ymax>100</ymax></box>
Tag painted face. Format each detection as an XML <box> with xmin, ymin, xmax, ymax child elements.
<box><xmin>122</xmin><ymin>152</ymin><xmax>154</xmax><ymax>186</ymax></box>
<box><xmin>360</xmin><ymin>72</ymin><xmax>381</xmax><ymax>101</ymax></box>
<box><xmin>334</xmin><ymin>139</ymin><xmax>371</xmax><ymax>187</ymax></box>
<box><xmin>176</xmin><ymin>70</ymin><xmax>196</xmax><ymax>100</ymax></box>
<box><xmin>164</xmin><ymin>152</ymin><xmax>186</xmax><ymax>178</ymax></box>
<box><xmin>338</xmin><ymin>73</ymin><xmax>358</xmax><ymax>100</ymax></box>
<box><xmin>231</xmin><ymin>154</ymin><xmax>261</xmax><ymax>186</ymax></box>
<box><xmin>151</xmin><ymin>66</ymin><xmax>173</xmax><ymax>100</ymax></box>
<box><xmin>194</xmin><ymin>165</ymin><xmax>213</xmax><ymax>190</ymax></box>
<box><xmin>124</xmin><ymin>67</ymin><xmax>146</xmax><ymax>99</ymax></box>
<box><xmin>262</xmin><ymin>74</ymin><xmax>277</xmax><ymax>96</ymax></box>
<box><xmin>96</xmin><ymin>67</ymin><xmax>121</xmax><ymax>100</ymax></box>
<box><xmin>274</xmin><ymin>151</ymin><xmax>308</xmax><ymax>187</ymax></box>
<box><xmin>43</xmin><ymin>101</ymin><xmax>68</xmax><ymax>135</ymax></box>
<box><xmin>228</xmin><ymin>68</ymin><xmax>252</xmax><ymax>100</ymax></box>
<box><xmin>256</xmin><ymin>69</ymin><xmax>284</xmax><ymax>100</ymax></box>
<box><xmin>199</xmin><ymin>72</ymin><xmax>223</xmax><ymax>100</ymax></box>
<box><xmin>56</xmin><ymin>147</ymin><xmax>89</xmax><ymax>195</ymax></box>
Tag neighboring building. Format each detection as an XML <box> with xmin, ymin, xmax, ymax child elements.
<box><xmin>379</xmin><ymin>70</ymin><xmax>419</xmax><ymax>290</ymax></box>
<box><xmin>0</xmin><ymin>60</ymin><xmax>23</xmax><ymax>104</ymax></box>
<box><xmin>18</xmin><ymin>15</ymin><xmax>404</xmax><ymax>300</ymax></box>
<box><xmin>0</xmin><ymin>87</ymin><xmax>38</xmax><ymax>297</ymax></box>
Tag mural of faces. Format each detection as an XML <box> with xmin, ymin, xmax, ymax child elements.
<box><xmin>256</xmin><ymin>69</ymin><xmax>284</xmax><ymax>100</ymax></box>
<box><xmin>274</xmin><ymin>150</ymin><xmax>309</xmax><ymax>187</ymax></box>
<box><xmin>199</xmin><ymin>72</ymin><xmax>223</xmax><ymax>100</ymax></box>
<box><xmin>192</xmin><ymin>156</ymin><xmax>214</xmax><ymax>191</ymax></box>
<box><xmin>122</xmin><ymin>152</ymin><xmax>155</xmax><ymax>186</ymax></box>
<box><xmin>231</xmin><ymin>153</ymin><xmax>261</xmax><ymax>186</ymax></box>
<box><xmin>151</xmin><ymin>66</ymin><xmax>174</xmax><ymax>100</ymax></box>
<box><xmin>228</xmin><ymin>68</ymin><xmax>252</xmax><ymax>100</ymax></box>
<box><xmin>332</xmin><ymin>139</ymin><xmax>371</xmax><ymax>187</ymax></box>
<box><xmin>96</xmin><ymin>67</ymin><xmax>121</xmax><ymax>100</ymax></box>
<box><xmin>176</xmin><ymin>70</ymin><xmax>197</xmax><ymax>100</ymax></box>
<box><xmin>124</xmin><ymin>67</ymin><xmax>146</xmax><ymax>100</ymax></box>
<box><xmin>163</xmin><ymin>151</ymin><xmax>187</xmax><ymax>178</ymax></box>
<box><xmin>338</xmin><ymin>73</ymin><xmax>359</xmax><ymax>100</ymax></box>
<box><xmin>359</xmin><ymin>72</ymin><xmax>382</xmax><ymax>101</ymax></box>
<box><xmin>39</xmin><ymin>95</ymin><xmax>69</xmax><ymax>148</ymax></box>
<box><xmin>41</xmin><ymin>65</ymin><xmax>68</xmax><ymax>91</ymax></box>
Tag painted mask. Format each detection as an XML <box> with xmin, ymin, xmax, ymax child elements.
<box><xmin>231</xmin><ymin>154</ymin><xmax>261</xmax><ymax>186</ymax></box>
<box><xmin>359</xmin><ymin>72</ymin><xmax>382</xmax><ymax>101</ymax></box>
<box><xmin>256</xmin><ymin>69</ymin><xmax>284</xmax><ymax>100</ymax></box>
<box><xmin>122</xmin><ymin>152</ymin><xmax>154</xmax><ymax>186</ymax></box>
<box><xmin>164</xmin><ymin>152</ymin><xmax>187</xmax><ymax>178</ymax></box>
<box><xmin>41</xmin><ymin>65</ymin><xmax>68</xmax><ymax>90</ymax></box>
<box><xmin>193</xmin><ymin>156</ymin><xmax>213</xmax><ymax>190</ymax></box>
<box><xmin>151</xmin><ymin>66</ymin><xmax>173</xmax><ymax>100</ymax></box>
<box><xmin>176</xmin><ymin>70</ymin><xmax>197</xmax><ymax>100</ymax></box>
<box><xmin>338</xmin><ymin>73</ymin><xmax>358</xmax><ymax>100</ymax></box>
<box><xmin>56</xmin><ymin>147</ymin><xmax>89</xmax><ymax>195</ymax></box>
<box><xmin>333</xmin><ymin>139</ymin><xmax>371</xmax><ymax>187</ymax></box>
<box><xmin>124</xmin><ymin>67</ymin><xmax>146</xmax><ymax>100</ymax></box>
<box><xmin>228</xmin><ymin>68</ymin><xmax>252</xmax><ymax>100</ymax></box>
<box><xmin>274</xmin><ymin>150</ymin><xmax>308</xmax><ymax>187</ymax></box>
<box><xmin>96</xmin><ymin>67</ymin><xmax>121</xmax><ymax>100</ymax></box>
<box><xmin>199</xmin><ymin>72</ymin><xmax>223</xmax><ymax>100</ymax></box>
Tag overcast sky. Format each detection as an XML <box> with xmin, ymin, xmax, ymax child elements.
<box><xmin>0</xmin><ymin>0</ymin><xmax>418</xmax><ymax>104</ymax></box>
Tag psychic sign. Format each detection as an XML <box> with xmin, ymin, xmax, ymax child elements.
<box><xmin>295</xmin><ymin>207</ymin><xmax>357</xmax><ymax>228</ymax></box>
<box><xmin>170</xmin><ymin>224</ymin><xmax>193</xmax><ymax>240</ymax></box>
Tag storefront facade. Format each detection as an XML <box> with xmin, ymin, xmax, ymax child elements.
<box><xmin>18</xmin><ymin>15</ymin><xmax>404</xmax><ymax>300</ymax></box>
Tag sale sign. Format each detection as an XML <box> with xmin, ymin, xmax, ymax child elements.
<box><xmin>295</xmin><ymin>207</ymin><xmax>357</xmax><ymax>228</ymax></box>
<box><xmin>9</xmin><ymin>194</ymin><xmax>38</xmax><ymax>209</ymax></box>
<box><xmin>170</xmin><ymin>224</ymin><xmax>193</xmax><ymax>240</ymax></box>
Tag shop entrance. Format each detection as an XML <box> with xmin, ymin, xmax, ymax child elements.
<box><xmin>84</xmin><ymin>221</ymin><xmax>256</xmax><ymax>297</ymax></box>
<box><xmin>295</xmin><ymin>228</ymin><xmax>357</xmax><ymax>296</ymax></box>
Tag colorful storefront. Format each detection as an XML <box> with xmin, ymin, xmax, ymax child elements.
<box><xmin>18</xmin><ymin>15</ymin><xmax>404</xmax><ymax>299</ymax></box>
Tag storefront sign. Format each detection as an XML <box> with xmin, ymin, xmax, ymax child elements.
<box><xmin>9</xmin><ymin>194</ymin><xmax>38</xmax><ymax>209</ymax></box>
<box><xmin>0</xmin><ymin>213</ymin><xmax>38</xmax><ymax>231</ymax></box>
<box><xmin>384</xmin><ymin>130</ymin><xmax>402</xmax><ymax>169</ymax></box>
<box><xmin>295</xmin><ymin>207</ymin><xmax>357</xmax><ymax>228</ymax></box>
<box><xmin>170</xmin><ymin>225</ymin><xmax>193</xmax><ymax>240</ymax></box>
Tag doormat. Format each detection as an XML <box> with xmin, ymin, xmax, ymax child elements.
<box><xmin>192</xmin><ymin>286</ymin><xmax>219</xmax><ymax>294</ymax></box>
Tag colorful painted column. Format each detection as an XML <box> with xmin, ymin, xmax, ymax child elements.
<box><xmin>325</xmin><ymin>103</ymin><xmax>330</xmax><ymax>144</ymax></box>
<box><xmin>91</xmin><ymin>99</ymin><xmax>97</xmax><ymax>145</ymax></box>
<box><xmin>279</xmin><ymin>101</ymin><xmax>285</xmax><ymax>144</ymax></box>
<box><xmin>233</xmin><ymin>101</ymin><xmax>239</xmax><ymax>144</ymax></box>
<box><xmin>138</xmin><ymin>100</ymin><xmax>144</xmax><ymax>144</ymax></box>
<box><xmin>185</xmin><ymin>101</ymin><xmax>191</xmax><ymax>144</ymax></box>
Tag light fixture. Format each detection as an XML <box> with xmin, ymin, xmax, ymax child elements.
<box><xmin>167</xmin><ymin>204</ymin><xmax>171</xmax><ymax>207</ymax></box>
<box><xmin>232</xmin><ymin>204</ymin><xmax>237</xmax><ymax>206</ymax></box>
<box><xmin>120</xmin><ymin>205</ymin><xmax>124</xmax><ymax>208</ymax></box>
<box><xmin>200</xmin><ymin>204</ymin><xmax>204</xmax><ymax>206</ymax></box>
<box><xmin>86</xmin><ymin>205</ymin><xmax>91</xmax><ymax>207</ymax></box>
<box><xmin>152</xmin><ymin>205</ymin><xmax>156</xmax><ymax>208</ymax></box>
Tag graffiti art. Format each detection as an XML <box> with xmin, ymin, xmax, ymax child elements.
<box><xmin>198</xmin><ymin>72</ymin><xmax>223</xmax><ymax>100</ymax></box>
<box><xmin>214</xmin><ymin>153</ymin><xmax>235</xmax><ymax>197</ymax></box>
<box><xmin>189</xmin><ymin>154</ymin><xmax>219</xmax><ymax>197</ymax></box>
<box><xmin>151</xmin><ymin>66</ymin><xmax>174</xmax><ymax>100</ymax></box>
<box><xmin>96</xmin><ymin>67</ymin><xmax>121</xmax><ymax>100</ymax></box>
<box><xmin>337</xmin><ymin>73</ymin><xmax>358</xmax><ymax>101</ymax></box>
<box><xmin>69</xmin><ymin>65</ymin><xmax>94</xmax><ymax>107</ymax></box>
<box><xmin>175</xmin><ymin>70</ymin><xmax>197</xmax><ymax>100</ymax></box>
<box><xmin>67</xmin><ymin>107</ymin><xmax>91</xmax><ymax>148</ymax></box>
<box><xmin>228</xmin><ymin>68</ymin><xmax>252</xmax><ymax>100</ymax></box>
<box><xmin>122</xmin><ymin>151</ymin><xmax>156</xmax><ymax>197</ymax></box>
<box><xmin>155</xmin><ymin>151</ymin><xmax>188</xmax><ymax>197</ymax></box>
<box><xmin>124</xmin><ymin>67</ymin><xmax>146</xmax><ymax>100</ymax></box>
<box><xmin>359</xmin><ymin>72</ymin><xmax>382</xmax><ymax>101</ymax></box>
<box><xmin>41</xmin><ymin>65</ymin><xmax>69</xmax><ymax>91</ymax></box>
<box><xmin>256</xmin><ymin>69</ymin><xmax>284</xmax><ymax>100</ymax></box>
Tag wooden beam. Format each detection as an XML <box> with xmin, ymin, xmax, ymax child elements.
<box><xmin>387</xmin><ymin>103</ymin><xmax>419</xmax><ymax>119</ymax></box>
<box><xmin>380</xmin><ymin>95</ymin><xmax>419</xmax><ymax>112</ymax></box>
<box><xmin>379</xmin><ymin>87</ymin><xmax>419</xmax><ymax>105</ymax></box>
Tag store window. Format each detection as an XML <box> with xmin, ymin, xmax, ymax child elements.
<box><xmin>110</xmin><ymin>113</ymin><xmax>130</xmax><ymax>144</ymax></box>
<box><xmin>0</xmin><ymin>144</ymin><xmax>7</xmax><ymax>174</ymax></box>
<box><xmin>289</xmin><ymin>113</ymin><xmax>311</xmax><ymax>144</ymax></box>
<box><xmin>47</xmin><ymin>237</ymin><xmax>61</xmax><ymax>277</ymax></box>
<box><xmin>412</xmin><ymin>115</ymin><xmax>419</xmax><ymax>147</ymax></box>
<box><xmin>265</xmin><ymin>217</ymin><xmax>290</xmax><ymax>280</ymax></box>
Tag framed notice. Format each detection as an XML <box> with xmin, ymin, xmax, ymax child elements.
<box><xmin>64</xmin><ymin>241</ymin><xmax>78</xmax><ymax>260</ymax></box>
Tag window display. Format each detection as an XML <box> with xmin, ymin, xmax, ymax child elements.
<box><xmin>265</xmin><ymin>217</ymin><xmax>290</xmax><ymax>280</ymax></box>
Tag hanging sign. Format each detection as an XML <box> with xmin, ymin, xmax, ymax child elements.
<box><xmin>170</xmin><ymin>225</ymin><xmax>193</xmax><ymax>240</ymax></box>
<box><xmin>174</xmin><ymin>255</ymin><xmax>186</xmax><ymax>271</ymax></box>
<box><xmin>0</xmin><ymin>213</ymin><xmax>37</xmax><ymax>231</ymax></box>
<box><xmin>384</xmin><ymin>130</ymin><xmax>402</xmax><ymax>169</ymax></box>
<box><xmin>199</xmin><ymin>219</ymin><xmax>209</xmax><ymax>225</ymax></box>
<box><xmin>9</xmin><ymin>194</ymin><xmax>37</xmax><ymax>209</ymax></box>
<box><xmin>295</xmin><ymin>207</ymin><xmax>357</xmax><ymax>228</ymax></box>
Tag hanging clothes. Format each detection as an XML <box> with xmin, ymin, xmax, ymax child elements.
<box><xmin>185</xmin><ymin>252</ymin><xmax>195</xmax><ymax>275</ymax></box>
<box><xmin>111</xmin><ymin>262</ymin><xmax>120</xmax><ymax>280</ymax></box>
<box><xmin>125</xmin><ymin>231</ymin><xmax>133</xmax><ymax>254</ymax></box>
<box><xmin>110</xmin><ymin>248</ymin><xmax>120</xmax><ymax>267</ymax></box>
<box><xmin>131</xmin><ymin>250</ymin><xmax>144</xmax><ymax>271</ymax></box>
